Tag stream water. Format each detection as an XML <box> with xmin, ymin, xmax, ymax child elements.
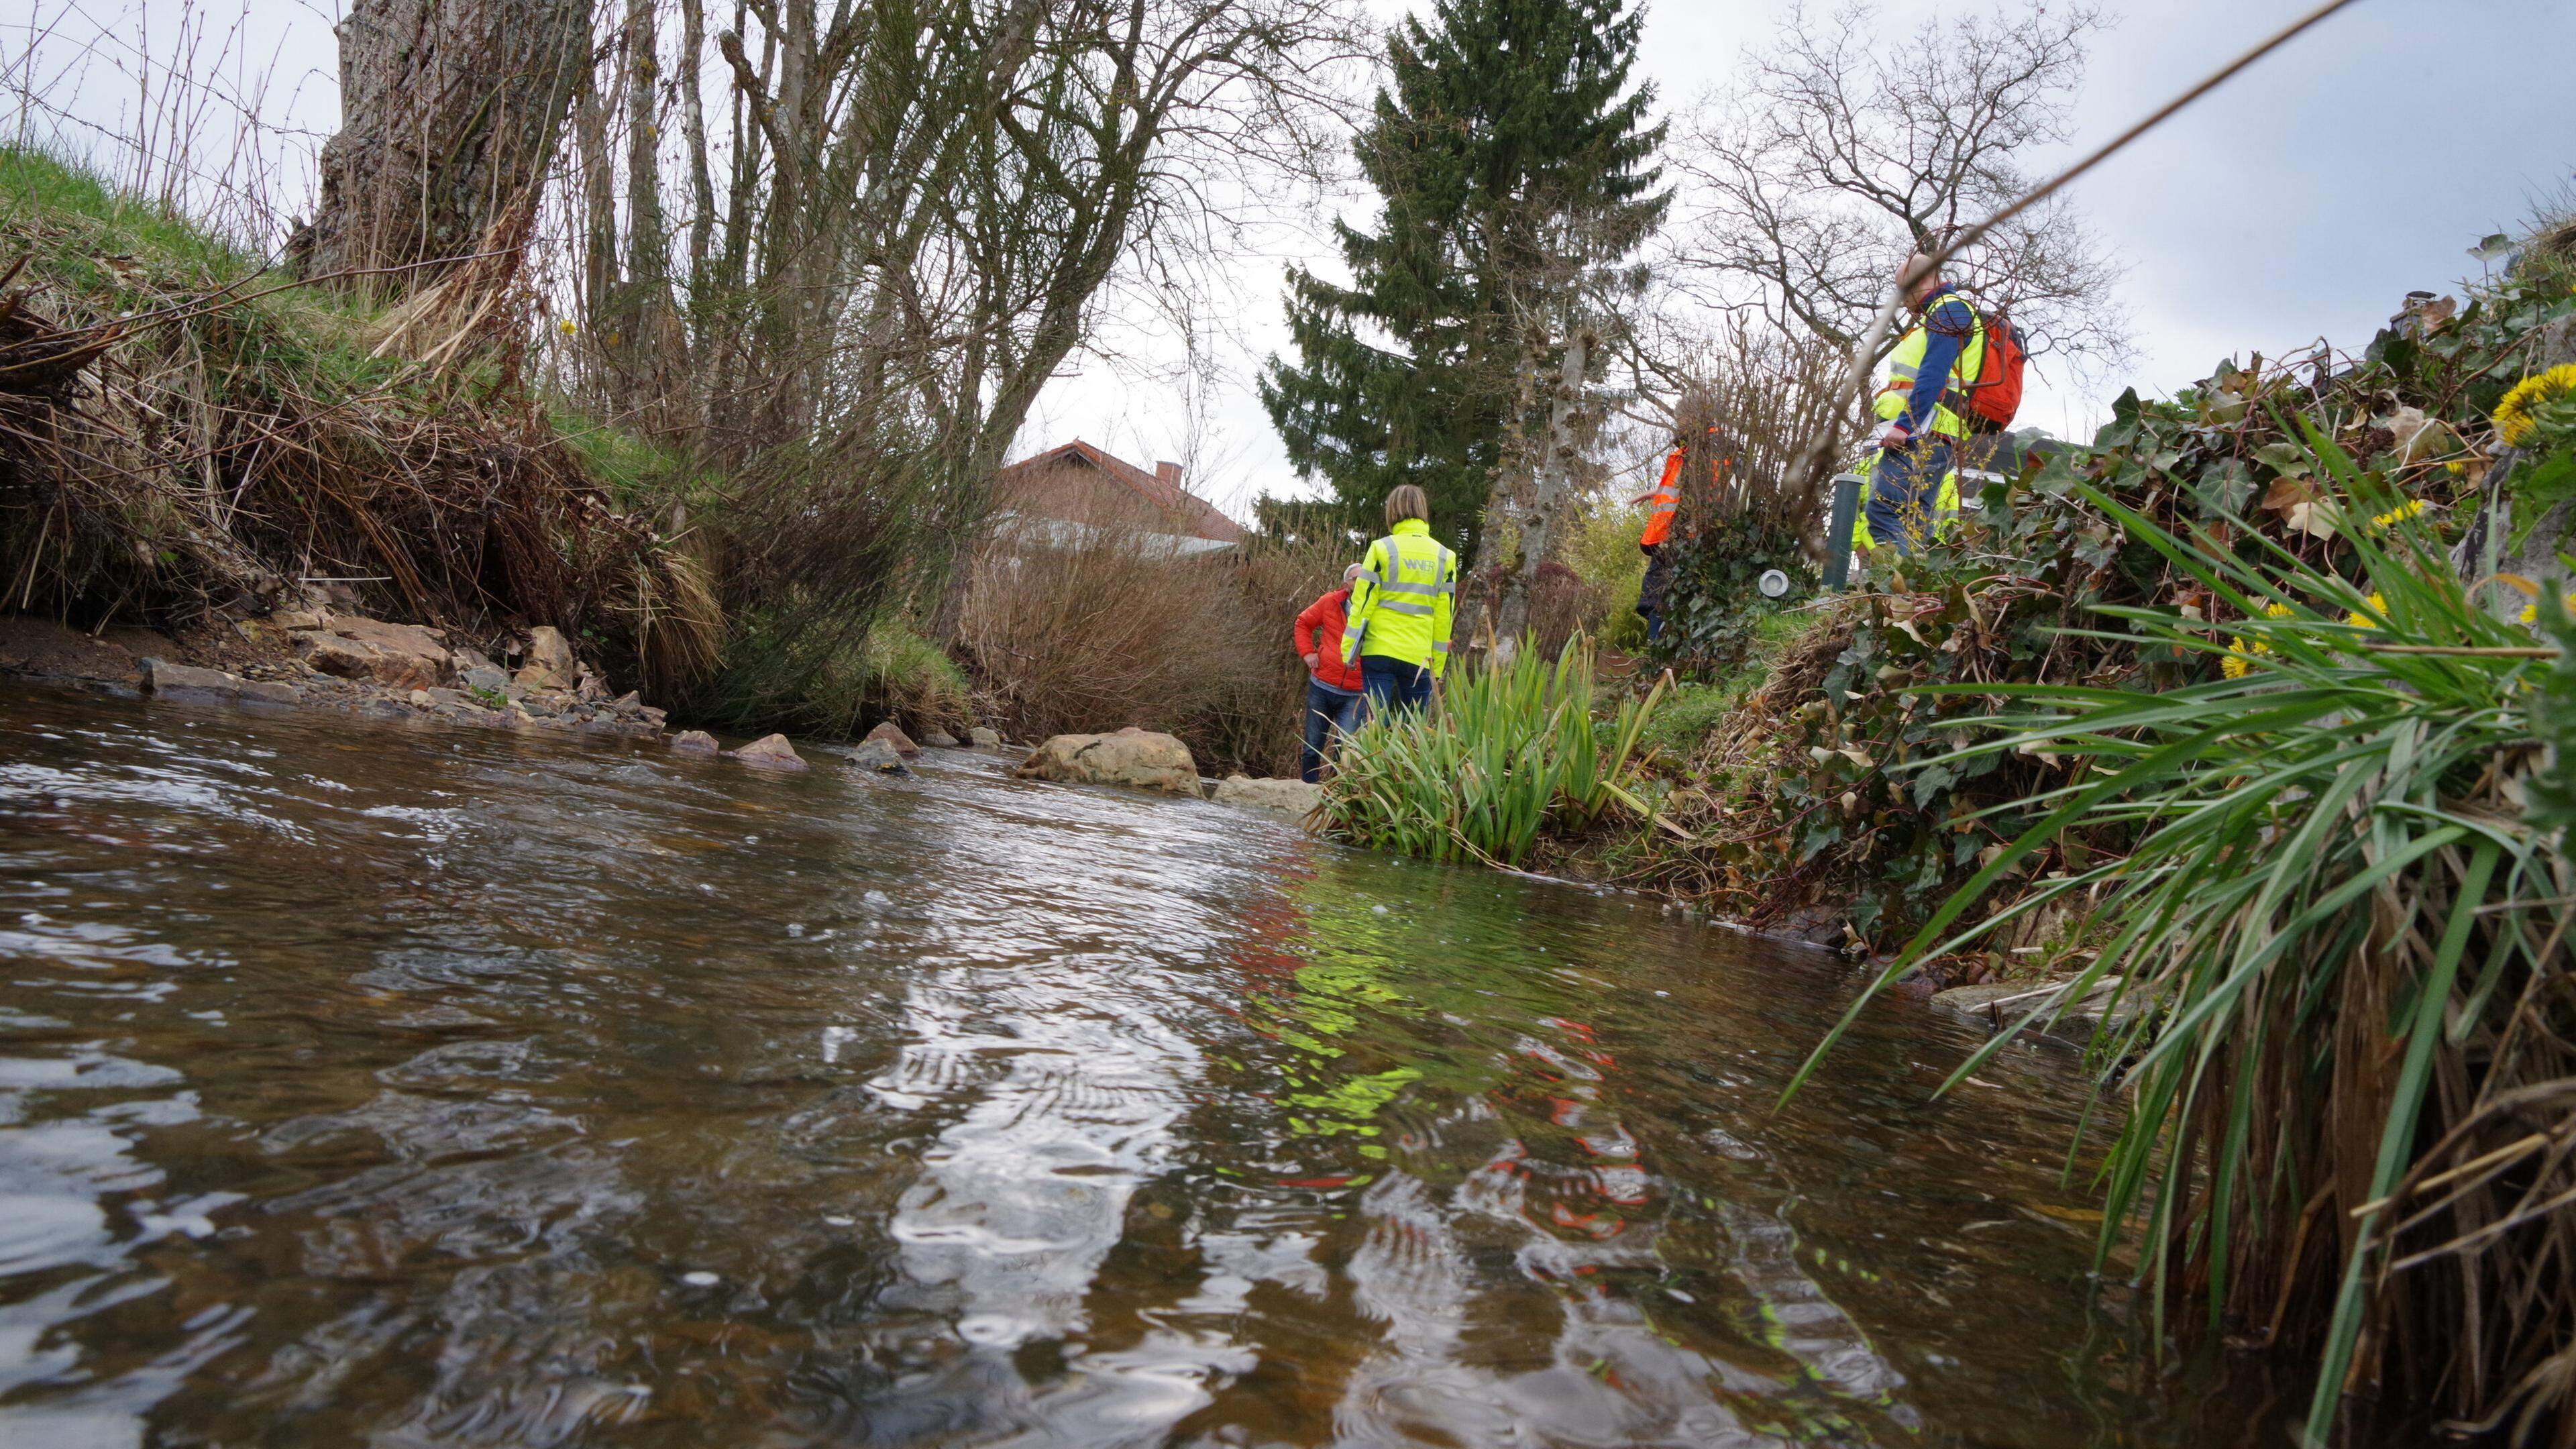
<box><xmin>0</xmin><ymin>686</ymin><xmax>2279</xmax><ymax>1447</ymax></box>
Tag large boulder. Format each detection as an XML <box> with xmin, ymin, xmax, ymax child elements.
<box><xmin>514</xmin><ymin>625</ymin><xmax>579</xmax><ymax>694</ymax></box>
<box><xmin>1211</xmin><ymin>775</ymin><xmax>1322</xmax><ymax>818</ymax></box>
<box><xmin>733</xmin><ymin>733</ymin><xmax>808</xmax><ymax>770</ymax></box>
<box><xmin>920</xmin><ymin>728</ymin><xmax>961</xmax><ymax>749</ymax></box>
<box><xmin>143</xmin><ymin>658</ymin><xmax>303</xmax><ymax>706</ymax></box>
<box><xmin>292</xmin><ymin>615</ymin><xmax>453</xmax><ymax>691</ymax></box>
<box><xmin>669</xmin><ymin>729</ymin><xmax>720</xmax><ymax>755</ymax></box>
<box><xmin>969</xmin><ymin>727</ymin><xmax>1003</xmax><ymax>749</ymax></box>
<box><xmin>863</xmin><ymin>720</ymin><xmax>921</xmax><ymax>758</ymax></box>
<box><xmin>1012</xmin><ymin>729</ymin><xmax>1201</xmax><ymax>796</ymax></box>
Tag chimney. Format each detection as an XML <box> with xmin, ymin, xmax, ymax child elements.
<box><xmin>1155</xmin><ymin>461</ymin><xmax>1183</xmax><ymax>490</ymax></box>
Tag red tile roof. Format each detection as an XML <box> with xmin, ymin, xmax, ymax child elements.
<box><xmin>997</xmin><ymin>440</ymin><xmax>1245</xmax><ymax>544</ymax></box>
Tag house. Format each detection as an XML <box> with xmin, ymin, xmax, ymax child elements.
<box><xmin>991</xmin><ymin>439</ymin><xmax>1245</xmax><ymax>556</ymax></box>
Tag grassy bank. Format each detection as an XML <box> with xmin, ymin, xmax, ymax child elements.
<box><xmin>0</xmin><ymin>149</ymin><xmax>989</xmax><ymax>742</ymax></box>
<box><xmin>0</xmin><ymin>150</ymin><xmax>704</xmax><ymax>684</ymax></box>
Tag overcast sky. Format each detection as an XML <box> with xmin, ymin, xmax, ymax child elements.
<box><xmin>13</xmin><ymin>0</ymin><xmax>2571</xmax><ymax>518</ymax></box>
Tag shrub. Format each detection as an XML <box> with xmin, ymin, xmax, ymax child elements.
<box><xmin>1651</xmin><ymin>331</ymin><xmax>1844</xmax><ymax>673</ymax></box>
<box><xmin>958</xmin><ymin>519</ymin><xmax>1344</xmax><ymax>773</ymax></box>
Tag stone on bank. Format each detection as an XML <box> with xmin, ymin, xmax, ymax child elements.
<box><xmin>144</xmin><ymin>658</ymin><xmax>302</xmax><ymax>706</ymax></box>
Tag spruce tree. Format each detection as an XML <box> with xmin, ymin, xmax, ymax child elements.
<box><xmin>1260</xmin><ymin>0</ymin><xmax>1666</xmax><ymax>564</ymax></box>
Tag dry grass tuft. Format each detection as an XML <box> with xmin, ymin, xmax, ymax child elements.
<box><xmin>959</xmin><ymin>519</ymin><xmax>1344</xmax><ymax>774</ymax></box>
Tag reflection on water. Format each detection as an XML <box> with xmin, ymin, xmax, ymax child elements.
<box><xmin>0</xmin><ymin>688</ymin><xmax>2279</xmax><ymax>1446</ymax></box>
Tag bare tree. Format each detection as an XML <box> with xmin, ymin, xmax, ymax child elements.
<box><xmin>299</xmin><ymin>0</ymin><xmax>593</xmax><ymax>299</ymax></box>
<box><xmin>1666</xmin><ymin>0</ymin><xmax>2129</xmax><ymax>378</ymax></box>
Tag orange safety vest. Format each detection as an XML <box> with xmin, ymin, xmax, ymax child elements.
<box><xmin>1640</xmin><ymin>450</ymin><xmax>1682</xmax><ymax>547</ymax></box>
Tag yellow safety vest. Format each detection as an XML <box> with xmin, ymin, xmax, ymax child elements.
<box><xmin>1342</xmin><ymin>517</ymin><xmax>1459</xmax><ymax>678</ymax></box>
<box><xmin>1876</xmin><ymin>291</ymin><xmax>1988</xmax><ymax>440</ymax></box>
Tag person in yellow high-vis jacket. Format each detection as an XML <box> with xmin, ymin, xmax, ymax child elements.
<box><xmin>1341</xmin><ymin>484</ymin><xmax>1457</xmax><ymax>716</ymax></box>
<box><xmin>1869</xmin><ymin>252</ymin><xmax>1987</xmax><ymax>553</ymax></box>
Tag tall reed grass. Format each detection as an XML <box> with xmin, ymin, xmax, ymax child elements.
<box><xmin>1323</xmin><ymin>640</ymin><xmax>1668</xmax><ymax>867</ymax></box>
<box><xmin>1790</xmin><ymin>421</ymin><xmax>2573</xmax><ymax>1444</ymax></box>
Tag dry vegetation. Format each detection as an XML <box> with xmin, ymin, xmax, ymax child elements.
<box><xmin>960</xmin><ymin>521</ymin><xmax>1346</xmax><ymax>775</ymax></box>
<box><xmin>0</xmin><ymin>149</ymin><xmax>715</xmax><ymax>681</ymax></box>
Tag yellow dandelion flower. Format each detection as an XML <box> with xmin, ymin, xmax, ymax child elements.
<box><xmin>557</xmin><ymin>318</ymin><xmax>579</xmax><ymax>336</ymax></box>
<box><xmin>2516</xmin><ymin>592</ymin><xmax>2576</xmax><ymax>625</ymax></box>
<box><xmin>2345</xmin><ymin>591</ymin><xmax>2388</xmax><ymax>629</ymax></box>
<box><xmin>2493</xmin><ymin>363</ymin><xmax>2576</xmax><ymax>447</ymax></box>
<box><xmin>2221</xmin><ymin>649</ymin><xmax>2251</xmax><ymax>679</ymax></box>
<box><xmin>2369</xmin><ymin>498</ymin><xmax>2426</xmax><ymax>529</ymax></box>
<box><xmin>2261</xmin><ymin>601</ymin><xmax>2296</xmax><ymax>620</ymax></box>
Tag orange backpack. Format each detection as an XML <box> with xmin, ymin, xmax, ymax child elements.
<box><xmin>1962</xmin><ymin>309</ymin><xmax>2026</xmax><ymax>433</ymax></box>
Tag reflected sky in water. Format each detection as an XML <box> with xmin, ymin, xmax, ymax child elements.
<box><xmin>0</xmin><ymin>688</ymin><xmax>2280</xmax><ymax>1446</ymax></box>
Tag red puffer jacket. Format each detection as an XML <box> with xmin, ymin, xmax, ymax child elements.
<box><xmin>1294</xmin><ymin>588</ymin><xmax>1364</xmax><ymax>692</ymax></box>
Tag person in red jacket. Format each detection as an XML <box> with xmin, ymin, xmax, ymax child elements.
<box><xmin>1293</xmin><ymin>565</ymin><xmax>1368</xmax><ymax>784</ymax></box>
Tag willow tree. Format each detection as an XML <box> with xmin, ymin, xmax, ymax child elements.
<box><xmin>300</xmin><ymin>0</ymin><xmax>593</xmax><ymax>299</ymax></box>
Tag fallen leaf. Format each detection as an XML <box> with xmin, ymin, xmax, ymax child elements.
<box><xmin>2286</xmin><ymin>499</ymin><xmax>2342</xmax><ymax>539</ymax></box>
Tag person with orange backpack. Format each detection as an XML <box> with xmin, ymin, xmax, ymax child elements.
<box><xmin>1866</xmin><ymin>252</ymin><xmax>2024</xmax><ymax>553</ymax></box>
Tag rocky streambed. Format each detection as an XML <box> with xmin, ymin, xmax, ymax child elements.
<box><xmin>2</xmin><ymin>613</ymin><xmax>1328</xmax><ymax>818</ymax></box>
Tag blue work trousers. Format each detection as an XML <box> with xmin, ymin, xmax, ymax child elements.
<box><xmin>1866</xmin><ymin>433</ymin><xmax>1955</xmax><ymax>555</ymax></box>
<box><xmin>1299</xmin><ymin>680</ymin><xmax>1364</xmax><ymax>784</ymax></box>
<box><xmin>1361</xmin><ymin>655</ymin><xmax>1435</xmax><ymax>719</ymax></box>
<box><xmin>1639</xmin><ymin>543</ymin><xmax>1672</xmax><ymax>642</ymax></box>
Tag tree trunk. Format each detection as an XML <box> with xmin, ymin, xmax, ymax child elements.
<box><xmin>303</xmin><ymin>0</ymin><xmax>593</xmax><ymax>299</ymax></box>
<box><xmin>1491</xmin><ymin>327</ymin><xmax>1589</xmax><ymax>655</ymax></box>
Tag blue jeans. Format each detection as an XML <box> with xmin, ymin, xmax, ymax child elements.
<box><xmin>1866</xmin><ymin>432</ymin><xmax>1955</xmax><ymax>555</ymax></box>
<box><xmin>1299</xmin><ymin>680</ymin><xmax>1364</xmax><ymax>783</ymax></box>
<box><xmin>1361</xmin><ymin>655</ymin><xmax>1434</xmax><ymax>718</ymax></box>
<box><xmin>1639</xmin><ymin>544</ymin><xmax>1672</xmax><ymax>642</ymax></box>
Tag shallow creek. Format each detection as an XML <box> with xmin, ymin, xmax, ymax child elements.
<box><xmin>0</xmin><ymin>687</ymin><xmax>2278</xmax><ymax>1446</ymax></box>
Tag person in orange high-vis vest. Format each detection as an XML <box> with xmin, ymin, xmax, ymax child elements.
<box><xmin>1634</xmin><ymin>429</ymin><xmax>1737</xmax><ymax>643</ymax></box>
<box><xmin>1632</xmin><ymin>441</ymin><xmax>1684</xmax><ymax>643</ymax></box>
<box><xmin>1638</xmin><ymin>449</ymin><xmax>1682</xmax><ymax>548</ymax></box>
